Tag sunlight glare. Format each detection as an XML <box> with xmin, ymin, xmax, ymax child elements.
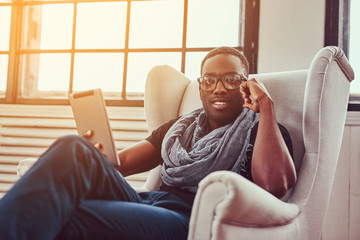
<box><xmin>0</xmin><ymin>55</ymin><xmax>8</xmax><ymax>91</ymax></box>
<box><xmin>73</xmin><ymin>53</ymin><xmax>124</xmax><ymax>92</ymax></box>
<box><xmin>38</xmin><ymin>54</ymin><xmax>71</xmax><ymax>91</ymax></box>
<box><xmin>0</xmin><ymin>6</ymin><xmax>11</xmax><ymax>51</ymax></box>
<box><xmin>39</xmin><ymin>4</ymin><xmax>73</xmax><ymax>49</ymax></box>
<box><xmin>187</xmin><ymin>0</ymin><xmax>240</xmax><ymax>47</ymax></box>
<box><xmin>126</xmin><ymin>52</ymin><xmax>181</xmax><ymax>95</ymax></box>
<box><xmin>129</xmin><ymin>0</ymin><xmax>183</xmax><ymax>48</ymax></box>
<box><xmin>76</xmin><ymin>2</ymin><xmax>127</xmax><ymax>49</ymax></box>
<box><xmin>185</xmin><ymin>52</ymin><xmax>208</xmax><ymax>80</ymax></box>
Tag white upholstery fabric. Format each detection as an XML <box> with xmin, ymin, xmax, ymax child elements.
<box><xmin>144</xmin><ymin>46</ymin><xmax>354</xmax><ymax>240</ymax></box>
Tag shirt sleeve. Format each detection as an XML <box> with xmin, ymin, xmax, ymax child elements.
<box><xmin>242</xmin><ymin>122</ymin><xmax>294</xmax><ymax>182</ymax></box>
<box><xmin>145</xmin><ymin>118</ymin><xmax>179</xmax><ymax>153</ymax></box>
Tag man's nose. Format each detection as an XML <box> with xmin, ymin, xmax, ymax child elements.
<box><xmin>213</xmin><ymin>80</ymin><xmax>227</xmax><ymax>93</ymax></box>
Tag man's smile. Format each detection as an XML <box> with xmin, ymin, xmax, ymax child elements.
<box><xmin>210</xmin><ymin>98</ymin><xmax>232</xmax><ymax>110</ymax></box>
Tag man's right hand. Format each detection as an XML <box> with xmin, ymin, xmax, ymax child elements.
<box><xmin>81</xmin><ymin>130</ymin><xmax>103</xmax><ymax>150</ymax></box>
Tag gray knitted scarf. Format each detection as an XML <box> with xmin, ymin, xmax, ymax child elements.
<box><xmin>160</xmin><ymin>108</ymin><xmax>258</xmax><ymax>193</ymax></box>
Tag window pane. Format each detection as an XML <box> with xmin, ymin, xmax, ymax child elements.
<box><xmin>76</xmin><ymin>2</ymin><xmax>127</xmax><ymax>49</ymax></box>
<box><xmin>37</xmin><ymin>53</ymin><xmax>71</xmax><ymax>91</ymax></box>
<box><xmin>73</xmin><ymin>53</ymin><xmax>124</xmax><ymax>93</ymax></box>
<box><xmin>187</xmin><ymin>0</ymin><xmax>241</xmax><ymax>47</ymax></box>
<box><xmin>0</xmin><ymin>6</ymin><xmax>11</xmax><ymax>51</ymax></box>
<box><xmin>129</xmin><ymin>0</ymin><xmax>183</xmax><ymax>48</ymax></box>
<box><xmin>0</xmin><ymin>54</ymin><xmax>8</xmax><ymax>92</ymax></box>
<box><xmin>22</xmin><ymin>4</ymin><xmax>73</xmax><ymax>50</ymax></box>
<box><xmin>185</xmin><ymin>52</ymin><xmax>208</xmax><ymax>80</ymax></box>
<box><xmin>349</xmin><ymin>0</ymin><xmax>360</xmax><ymax>94</ymax></box>
<box><xmin>20</xmin><ymin>53</ymin><xmax>71</xmax><ymax>98</ymax></box>
<box><xmin>126</xmin><ymin>52</ymin><xmax>181</xmax><ymax>98</ymax></box>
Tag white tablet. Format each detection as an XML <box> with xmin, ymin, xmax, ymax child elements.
<box><xmin>69</xmin><ymin>89</ymin><xmax>120</xmax><ymax>166</ymax></box>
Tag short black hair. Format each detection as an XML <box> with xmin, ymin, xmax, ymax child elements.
<box><xmin>200</xmin><ymin>46</ymin><xmax>249</xmax><ymax>77</ymax></box>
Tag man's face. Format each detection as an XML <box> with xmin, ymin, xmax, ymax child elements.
<box><xmin>200</xmin><ymin>54</ymin><xmax>245</xmax><ymax>130</ymax></box>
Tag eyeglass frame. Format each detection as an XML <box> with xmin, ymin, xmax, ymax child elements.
<box><xmin>197</xmin><ymin>73</ymin><xmax>248</xmax><ymax>92</ymax></box>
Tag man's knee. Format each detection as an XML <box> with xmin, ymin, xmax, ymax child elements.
<box><xmin>47</xmin><ymin>135</ymin><xmax>95</xmax><ymax>160</ymax></box>
<box><xmin>54</xmin><ymin>135</ymin><xmax>90</xmax><ymax>148</ymax></box>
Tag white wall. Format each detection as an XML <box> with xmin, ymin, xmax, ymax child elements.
<box><xmin>258</xmin><ymin>3</ymin><xmax>360</xmax><ymax>239</ymax></box>
<box><xmin>258</xmin><ymin>0</ymin><xmax>326</xmax><ymax>73</ymax></box>
<box><xmin>322</xmin><ymin>113</ymin><xmax>360</xmax><ymax>240</ymax></box>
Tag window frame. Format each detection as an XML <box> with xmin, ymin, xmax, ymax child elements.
<box><xmin>1</xmin><ymin>0</ymin><xmax>259</xmax><ymax>106</ymax></box>
<box><xmin>325</xmin><ymin>0</ymin><xmax>359</xmax><ymax>111</ymax></box>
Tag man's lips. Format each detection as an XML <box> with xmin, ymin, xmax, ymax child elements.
<box><xmin>210</xmin><ymin>98</ymin><xmax>231</xmax><ymax>110</ymax></box>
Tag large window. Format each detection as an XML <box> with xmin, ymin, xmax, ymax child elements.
<box><xmin>0</xmin><ymin>3</ymin><xmax>11</xmax><ymax>97</ymax></box>
<box><xmin>0</xmin><ymin>0</ymin><xmax>259</xmax><ymax>106</ymax></box>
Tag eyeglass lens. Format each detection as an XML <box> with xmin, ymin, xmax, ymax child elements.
<box><xmin>199</xmin><ymin>75</ymin><xmax>245</xmax><ymax>91</ymax></box>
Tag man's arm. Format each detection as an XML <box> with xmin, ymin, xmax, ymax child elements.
<box><xmin>115</xmin><ymin>140</ymin><xmax>163</xmax><ymax>177</ymax></box>
<box><xmin>83</xmin><ymin>130</ymin><xmax>163</xmax><ymax>177</ymax></box>
<box><xmin>116</xmin><ymin>118</ymin><xmax>178</xmax><ymax>176</ymax></box>
<box><xmin>240</xmin><ymin>79</ymin><xmax>297</xmax><ymax>198</ymax></box>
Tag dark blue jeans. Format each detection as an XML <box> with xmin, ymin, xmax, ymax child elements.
<box><xmin>0</xmin><ymin>135</ymin><xmax>192</xmax><ymax>240</ymax></box>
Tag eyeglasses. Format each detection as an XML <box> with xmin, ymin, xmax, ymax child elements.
<box><xmin>197</xmin><ymin>74</ymin><xmax>247</xmax><ymax>92</ymax></box>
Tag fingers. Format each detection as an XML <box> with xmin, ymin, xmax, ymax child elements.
<box><xmin>82</xmin><ymin>129</ymin><xmax>93</xmax><ymax>138</ymax></box>
<box><xmin>241</xmin><ymin>79</ymin><xmax>260</xmax><ymax>113</ymax></box>
<box><xmin>81</xmin><ymin>130</ymin><xmax>102</xmax><ymax>151</ymax></box>
<box><xmin>240</xmin><ymin>82</ymin><xmax>251</xmax><ymax>104</ymax></box>
<box><xmin>94</xmin><ymin>143</ymin><xmax>106</xmax><ymax>158</ymax></box>
<box><xmin>242</xmin><ymin>102</ymin><xmax>260</xmax><ymax>113</ymax></box>
<box><xmin>247</xmin><ymin>78</ymin><xmax>272</xmax><ymax>99</ymax></box>
<box><xmin>94</xmin><ymin>143</ymin><xmax>103</xmax><ymax>150</ymax></box>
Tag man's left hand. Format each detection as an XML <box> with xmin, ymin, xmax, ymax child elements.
<box><xmin>240</xmin><ymin>78</ymin><xmax>272</xmax><ymax>112</ymax></box>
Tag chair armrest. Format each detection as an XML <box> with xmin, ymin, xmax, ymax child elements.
<box><xmin>188</xmin><ymin>171</ymin><xmax>300</xmax><ymax>240</ymax></box>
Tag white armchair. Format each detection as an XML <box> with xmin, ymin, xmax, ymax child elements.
<box><xmin>16</xmin><ymin>46</ymin><xmax>354</xmax><ymax>239</ymax></box>
<box><xmin>143</xmin><ymin>46</ymin><xmax>354</xmax><ymax>240</ymax></box>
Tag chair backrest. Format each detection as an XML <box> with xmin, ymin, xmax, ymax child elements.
<box><xmin>143</xmin><ymin>47</ymin><xmax>354</xmax><ymax>214</ymax></box>
<box><xmin>176</xmin><ymin>70</ymin><xmax>307</xmax><ymax>172</ymax></box>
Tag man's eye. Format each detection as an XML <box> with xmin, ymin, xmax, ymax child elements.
<box><xmin>224</xmin><ymin>76</ymin><xmax>238</xmax><ymax>83</ymax></box>
<box><xmin>204</xmin><ymin>77</ymin><xmax>216</xmax><ymax>85</ymax></box>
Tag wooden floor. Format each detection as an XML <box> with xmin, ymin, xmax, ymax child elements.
<box><xmin>0</xmin><ymin>104</ymin><xmax>150</xmax><ymax>198</ymax></box>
